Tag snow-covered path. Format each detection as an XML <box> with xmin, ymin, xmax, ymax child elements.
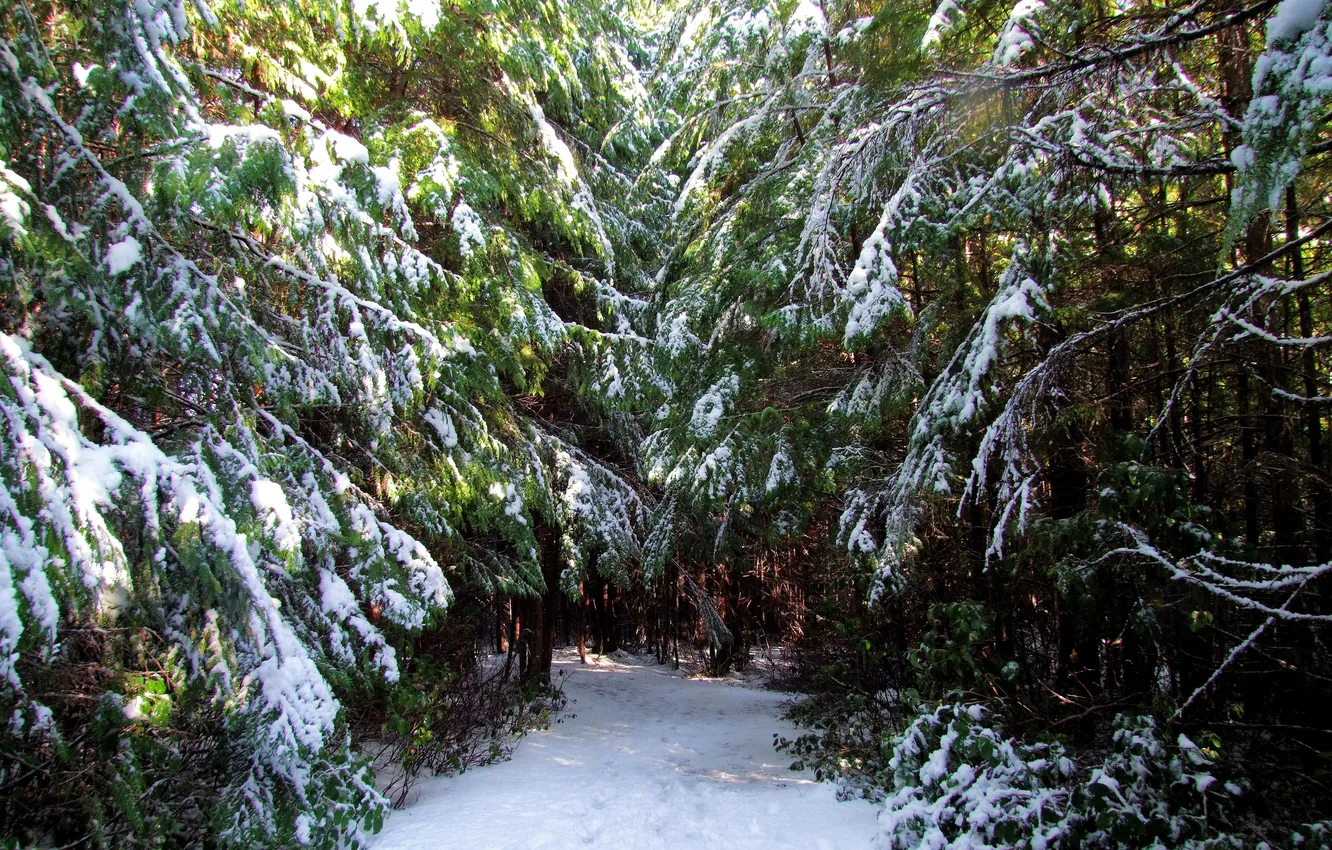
<box><xmin>373</xmin><ymin>651</ymin><xmax>879</xmax><ymax>850</ymax></box>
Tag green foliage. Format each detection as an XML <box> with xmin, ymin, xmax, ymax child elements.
<box><xmin>907</xmin><ymin>601</ymin><xmax>1010</xmax><ymax>701</ymax></box>
<box><xmin>877</xmin><ymin>703</ymin><xmax>1075</xmax><ymax>850</ymax></box>
<box><xmin>5</xmin><ymin>0</ymin><xmax>1332</xmax><ymax>844</ymax></box>
<box><xmin>840</xmin><ymin>704</ymin><xmax>1249</xmax><ymax>850</ymax></box>
<box><xmin>1080</xmin><ymin>716</ymin><xmax>1243</xmax><ymax>850</ymax></box>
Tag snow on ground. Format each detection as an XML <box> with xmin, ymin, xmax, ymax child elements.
<box><xmin>373</xmin><ymin>649</ymin><xmax>879</xmax><ymax>850</ymax></box>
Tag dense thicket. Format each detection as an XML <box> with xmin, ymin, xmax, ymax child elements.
<box><xmin>2</xmin><ymin>0</ymin><xmax>1331</xmax><ymax>846</ymax></box>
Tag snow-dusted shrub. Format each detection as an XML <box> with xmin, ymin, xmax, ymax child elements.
<box><xmin>874</xmin><ymin>707</ymin><xmax>1247</xmax><ymax>850</ymax></box>
<box><xmin>1079</xmin><ymin>716</ymin><xmax>1242</xmax><ymax>850</ymax></box>
<box><xmin>875</xmin><ymin>703</ymin><xmax>1074</xmax><ymax>849</ymax></box>
<box><xmin>1281</xmin><ymin>822</ymin><xmax>1332</xmax><ymax>850</ymax></box>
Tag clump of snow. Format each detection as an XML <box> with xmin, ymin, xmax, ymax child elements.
<box><xmin>548</xmin><ymin>440</ymin><xmax>641</xmax><ymax>569</ymax></box>
<box><xmin>673</xmin><ymin>115</ymin><xmax>759</xmax><ymax>215</ymax></box>
<box><xmin>834</xmin><ymin>15</ymin><xmax>874</xmax><ymax>45</ymax></box>
<box><xmin>941</xmin><ymin>244</ymin><xmax>1046</xmax><ymax>426</ymax></box>
<box><xmin>422</xmin><ymin>407</ymin><xmax>459</xmax><ymax>448</ymax></box>
<box><xmin>451</xmin><ymin>201</ymin><xmax>486</xmax><ymax>257</ymax></box>
<box><xmin>993</xmin><ymin>0</ymin><xmax>1044</xmax><ymax>65</ymax></box>
<box><xmin>326</xmin><ymin>130</ymin><xmax>370</xmax><ymax>166</ymax></box>
<box><xmin>43</xmin><ymin>204</ymin><xmax>81</xmax><ymax>243</ymax></box>
<box><xmin>843</xmin><ymin>178</ymin><xmax>915</xmax><ymax>344</ymax></box>
<box><xmin>122</xmin><ymin>695</ymin><xmax>145</xmax><ymax>721</ymax></box>
<box><xmin>1268</xmin><ymin>0</ymin><xmax>1324</xmax><ymax>43</ymax></box>
<box><xmin>528</xmin><ymin>102</ymin><xmax>577</xmax><ymax>185</ymax></box>
<box><xmin>105</xmin><ymin>236</ymin><xmax>143</xmax><ymax>276</ymax></box>
<box><xmin>250</xmin><ymin>479</ymin><xmax>301</xmax><ymax>553</ymax></box>
<box><xmin>678</xmin><ymin>7</ymin><xmax>714</xmax><ymax>54</ymax></box>
<box><xmin>788</xmin><ymin>0</ymin><xmax>827</xmax><ymax>34</ymax></box>
<box><xmin>280</xmin><ymin>98</ymin><xmax>312</xmax><ymax>122</ymax></box>
<box><xmin>353</xmin><ymin>0</ymin><xmax>441</xmax><ymax>31</ymax></box>
<box><xmin>204</xmin><ymin>123</ymin><xmax>282</xmax><ymax>150</ymax></box>
<box><xmin>0</xmin><ymin>161</ymin><xmax>31</xmax><ymax>237</ymax></box>
<box><xmin>692</xmin><ymin>443</ymin><xmax>734</xmax><ymax>500</ymax></box>
<box><xmin>765</xmin><ymin>442</ymin><xmax>796</xmax><ymax>494</ymax></box>
<box><xmin>0</xmin><ymin>558</ymin><xmax>24</xmax><ymax>689</ymax></box>
<box><xmin>256</xmin><ymin>654</ymin><xmax>340</xmax><ymax>752</ymax></box>
<box><xmin>690</xmin><ymin>373</ymin><xmax>739</xmax><ymax>437</ymax></box>
<box><xmin>660</xmin><ymin>312</ymin><xmax>701</xmax><ymax>357</ymax></box>
<box><xmin>1230</xmin><ymin>0</ymin><xmax>1332</xmax><ymax>223</ymax></box>
<box><xmin>320</xmin><ymin>568</ymin><xmax>398</xmax><ymax>681</ymax></box>
<box><xmin>72</xmin><ymin>62</ymin><xmax>96</xmax><ymax>87</ymax></box>
<box><xmin>489</xmin><ymin>481</ymin><xmax>526</xmax><ymax>526</ymax></box>
<box><xmin>371</xmin><ymin>161</ymin><xmax>402</xmax><ymax>206</ymax></box>
<box><xmin>295</xmin><ymin>814</ymin><xmax>314</xmax><ymax>845</ymax></box>
<box><xmin>319</xmin><ymin>568</ymin><xmax>359</xmax><ymax>619</ymax></box>
<box><xmin>922</xmin><ymin>0</ymin><xmax>963</xmax><ymax>51</ymax></box>
<box><xmin>721</xmin><ymin>7</ymin><xmax>771</xmax><ymax>41</ymax></box>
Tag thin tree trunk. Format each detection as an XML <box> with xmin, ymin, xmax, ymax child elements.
<box><xmin>577</xmin><ymin>582</ymin><xmax>587</xmax><ymax>664</ymax></box>
<box><xmin>1239</xmin><ymin>368</ymin><xmax>1261</xmax><ymax>548</ymax></box>
<box><xmin>602</xmin><ymin>582</ymin><xmax>620</xmax><ymax>654</ymax></box>
<box><xmin>673</xmin><ymin>560</ymin><xmax>681</xmax><ymax>669</ymax></box>
<box><xmin>498</xmin><ymin>597</ymin><xmax>511</xmax><ymax>654</ymax></box>
<box><xmin>1290</xmin><ymin>186</ymin><xmax>1329</xmax><ymax>564</ymax></box>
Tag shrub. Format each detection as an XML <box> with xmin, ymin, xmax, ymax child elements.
<box><xmin>871</xmin><ymin>706</ymin><xmax>1247</xmax><ymax>850</ymax></box>
<box><xmin>875</xmin><ymin>703</ymin><xmax>1074</xmax><ymax>850</ymax></box>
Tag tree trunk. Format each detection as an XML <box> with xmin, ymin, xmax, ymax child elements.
<box><xmin>1239</xmin><ymin>368</ymin><xmax>1261</xmax><ymax>548</ymax></box>
<box><xmin>525</xmin><ymin>523</ymin><xmax>564</xmax><ymax>685</ymax></box>
<box><xmin>577</xmin><ymin>582</ymin><xmax>588</xmax><ymax>664</ymax></box>
<box><xmin>497</xmin><ymin>597</ymin><xmax>511</xmax><ymax>654</ymax></box>
<box><xmin>601</xmin><ymin>582</ymin><xmax>620</xmax><ymax>653</ymax></box>
<box><xmin>1290</xmin><ymin>186</ymin><xmax>1329</xmax><ymax>565</ymax></box>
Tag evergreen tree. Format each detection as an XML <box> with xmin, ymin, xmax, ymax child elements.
<box><xmin>0</xmin><ymin>0</ymin><xmax>657</xmax><ymax>844</ymax></box>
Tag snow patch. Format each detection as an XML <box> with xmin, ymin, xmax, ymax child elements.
<box><xmin>354</xmin><ymin>0</ymin><xmax>441</xmax><ymax>31</ymax></box>
<box><xmin>250</xmin><ymin>479</ymin><xmax>301</xmax><ymax>553</ymax></box>
<box><xmin>690</xmin><ymin>373</ymin><xmax>739</xmax><ymax>438</ymax></box>
<box><xmin>1268</xmin><ymin>0</ymin><xmax>1324</xmax><ymax>43</ymax></box>
<box><xmin>105</xmin><ymin>236</ymin><xmax>143</xmax><ymax>276</ymax></box>
<box><xmin>922</xmin><ymin>0</ymin><xmax>963</xmax><ymax>51</ymax></box>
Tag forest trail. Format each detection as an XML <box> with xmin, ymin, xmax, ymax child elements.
<box><xmin>372</xmin><ymin>650</ymin><xmax>880</xmax><ymax>850</ymax></box>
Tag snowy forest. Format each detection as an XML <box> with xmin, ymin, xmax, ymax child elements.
<box><xmin>1</xmin><ymin>0</ymin><xmax>1331</xmax><ymax>846</ymax></box>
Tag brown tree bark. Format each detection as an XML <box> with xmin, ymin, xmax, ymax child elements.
<box><xmin>601</xmin><ymin>581</ymin><xmax>620</xmax><ymax>654</ymax></box>
<box><xmin>497</xmin><ymin>597</ymin><xmax>511</xmax><ymax>654</ymax></box>
<box><xmin>577</xmin><ymin>582</ymin><xmax>587</xmax><ymax>664</ymax></box>
<box><xmin>523</xmin><ymin>523</ymin><xmax>564</xmax><ymax>685</ymax></box>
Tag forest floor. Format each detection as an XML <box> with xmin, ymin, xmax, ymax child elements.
<box><xmin>372</xmin><ymin>648</ymin><xmax>880</xmax><ymax>849</ymax></box>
